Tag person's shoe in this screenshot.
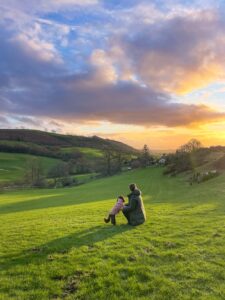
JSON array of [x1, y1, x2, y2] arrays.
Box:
[[104, 218, 110, 223]]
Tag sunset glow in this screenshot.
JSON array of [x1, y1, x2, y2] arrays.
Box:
[[1, 0, 225, 149]]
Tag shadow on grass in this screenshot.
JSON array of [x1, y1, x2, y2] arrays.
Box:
[[1, 224, 133, 272], [0, 190, 115, 215], [0, 168, 183, 215]]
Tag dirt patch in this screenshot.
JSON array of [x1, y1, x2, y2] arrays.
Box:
[[29, 247, 43, 253], [164, 242, 177, 249], [52, 275, 65, 281], [62, 270, 94, 298]]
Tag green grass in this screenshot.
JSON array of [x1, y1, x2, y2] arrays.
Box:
[[0, 153, 61, 183], [0, 140, 31, 147], [61, 147, 103, 158], [0, 168, 224, 299], [75, 173, 99, 183]]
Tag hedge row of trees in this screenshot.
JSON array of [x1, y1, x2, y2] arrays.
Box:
[[0, 142, 82, 161], [164, 139, 204, 175], [23, 158, 80, 188], [20, 144, 154, 188]]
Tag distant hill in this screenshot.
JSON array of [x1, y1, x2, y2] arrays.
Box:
[[0, 129, 138, 158]]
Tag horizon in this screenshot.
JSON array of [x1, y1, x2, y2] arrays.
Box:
[[1, 128, 225, 152], [0, 0, 225, 149]]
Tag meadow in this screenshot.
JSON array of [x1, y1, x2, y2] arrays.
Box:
[[0, 168, 224, 299], [0, 153, 60, 183], [60, 147, 103, 158]]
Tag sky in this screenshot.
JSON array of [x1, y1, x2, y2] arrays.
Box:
[[0, 0, 225, 150]]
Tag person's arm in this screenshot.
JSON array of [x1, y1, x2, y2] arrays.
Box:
[[124, 194, 130, 206], [123, 196, 137, 212]]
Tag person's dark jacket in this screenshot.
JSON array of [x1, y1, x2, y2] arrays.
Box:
[[123, 189, 146, 225]]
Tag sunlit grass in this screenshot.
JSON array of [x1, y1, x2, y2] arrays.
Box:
[[0, 168, 224, 299], [0, 153, 60, 183], [60, 147, 103, 158]]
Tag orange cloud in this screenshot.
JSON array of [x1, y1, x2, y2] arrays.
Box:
[[175, 63, 225, 95], [114, 10, 225, 95]]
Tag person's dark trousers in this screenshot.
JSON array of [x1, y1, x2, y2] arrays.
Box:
[[104, 214, 116, 225], [122, 210, 130, 224], [110, 214, 116, 225]]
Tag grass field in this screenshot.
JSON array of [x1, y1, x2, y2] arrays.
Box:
[[0, 153, 61, 183], [61, 147, 103, 158], [0, 168, 224, 299]]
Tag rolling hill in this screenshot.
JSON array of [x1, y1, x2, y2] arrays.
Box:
[[0, 129, 138, 155], [0, 129, 139, 186]]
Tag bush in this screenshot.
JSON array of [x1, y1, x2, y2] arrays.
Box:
[[164, 152, 193, 175], [189, 170, 219, 184], [61, 176, 76, 187]]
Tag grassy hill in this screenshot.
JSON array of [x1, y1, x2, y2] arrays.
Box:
[[0, 168, 224, 299], [0, 129, 139, 184], [60, 146, 103, 158], [0, 153, 61, 184], [0, 129, 138, 156]]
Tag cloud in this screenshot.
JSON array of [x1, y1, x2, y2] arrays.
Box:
[[0, 27, 63, 82], [53, 0, 98, 6], [0, 2, 225, 131], [12, 116, 42, 127], [114, 9, 225, 94], [11, 34, 62, 64], [1, 67, 224, 127], [0, 0, 99, 14], [0, 115, 9, 126], [90, 49, 118, 84]]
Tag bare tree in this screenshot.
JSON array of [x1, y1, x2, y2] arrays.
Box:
[[177, 139, 202, 153], [48, 162, 69, 185], [103, 148, 113, 175], [114, 151, 127, 172], [24, 158, 45, 187]]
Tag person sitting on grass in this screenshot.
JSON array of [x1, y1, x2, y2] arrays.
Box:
[[122, 183, 146, 226], [104, 196, 125, 225]]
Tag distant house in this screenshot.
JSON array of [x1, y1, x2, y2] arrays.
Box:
[[158, 156, 167, 165]]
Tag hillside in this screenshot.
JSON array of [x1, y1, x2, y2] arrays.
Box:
[[0, 129, 138, 155], [0, 153, 61, 184], [0, 130, 138, 186], [0, 168, 224, 299]]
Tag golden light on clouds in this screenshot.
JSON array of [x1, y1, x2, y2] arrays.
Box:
[[175, 63, 225, 95]]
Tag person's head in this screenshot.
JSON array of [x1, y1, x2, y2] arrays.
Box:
[[118, 195, 125, 202], [129, 183, 137, 191]]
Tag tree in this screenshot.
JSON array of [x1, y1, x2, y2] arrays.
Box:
[[101, 148, 126, 175], [164, 139, 203, 176], [73, 157, 92, 174], [48, 162, 69, 185], [114, 151, 127, 173], [177, 139, 202, 153], [24, 158, 45, 187], [103, 148, 114, 175], [140, 144, 153, 167]]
